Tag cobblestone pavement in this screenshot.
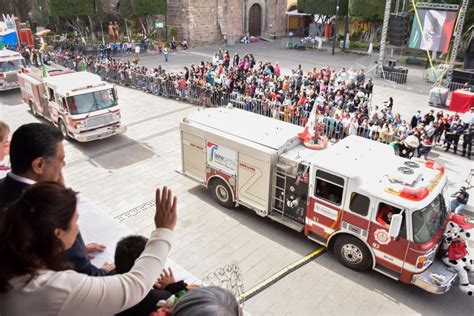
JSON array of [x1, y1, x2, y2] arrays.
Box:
[[1, 43, 473, 315]]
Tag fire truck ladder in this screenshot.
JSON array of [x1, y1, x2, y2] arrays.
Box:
[[269, 162, 304, 232]]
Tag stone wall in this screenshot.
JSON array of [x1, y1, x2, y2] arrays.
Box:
[[167, 0, 288, 46]]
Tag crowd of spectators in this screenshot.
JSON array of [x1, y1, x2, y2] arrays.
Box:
[[48, 47, 472, 160], [0, 123, 241, 315]]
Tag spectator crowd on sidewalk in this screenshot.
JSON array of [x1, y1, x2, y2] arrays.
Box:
[[47, 46, 472, 160]]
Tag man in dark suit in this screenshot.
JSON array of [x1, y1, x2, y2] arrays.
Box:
[[0, 123, 113, 276]]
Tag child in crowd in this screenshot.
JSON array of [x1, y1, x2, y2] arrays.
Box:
[[0, 121, 10, 178], [115, 235, 196, 316]]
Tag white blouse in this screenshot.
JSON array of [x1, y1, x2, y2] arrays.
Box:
[[0, 228, 173, 316]]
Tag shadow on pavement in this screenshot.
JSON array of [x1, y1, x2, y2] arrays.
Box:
[[69, 134, 156, 170], [0, 89, 23, 106]]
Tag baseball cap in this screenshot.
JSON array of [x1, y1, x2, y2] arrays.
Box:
[[450, 213, 473, 230]]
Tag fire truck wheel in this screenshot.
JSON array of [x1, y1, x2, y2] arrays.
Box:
[[334, 235, 372, 271], [29, 100, 37, 117], [209, 179, 234, 208], [59, 120, 70, 140]]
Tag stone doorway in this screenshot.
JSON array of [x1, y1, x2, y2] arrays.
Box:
[[248, 4, 262, 36]]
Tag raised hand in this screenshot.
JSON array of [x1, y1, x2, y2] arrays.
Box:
[[154, 186, 177, 230]]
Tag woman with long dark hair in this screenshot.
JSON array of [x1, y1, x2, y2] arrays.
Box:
[[0, 182, 177, 315]]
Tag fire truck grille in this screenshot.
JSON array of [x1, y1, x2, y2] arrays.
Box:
[[86, 114, 114, 128], [5, 73, 18, 83]]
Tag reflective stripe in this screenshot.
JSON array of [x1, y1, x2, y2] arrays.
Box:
[[306, 218, 335, 234], [373, 248, 418, 273]]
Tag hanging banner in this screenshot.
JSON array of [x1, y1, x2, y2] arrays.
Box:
[[408, 9, 457, 53]]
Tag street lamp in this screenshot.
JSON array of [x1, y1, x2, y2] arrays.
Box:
[[331, 0, 340, 55]]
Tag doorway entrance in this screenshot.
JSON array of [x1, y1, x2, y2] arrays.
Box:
[[248, 4, 262, 36]]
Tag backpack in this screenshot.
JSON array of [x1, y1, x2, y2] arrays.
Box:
[[448, 241, 467, 260]]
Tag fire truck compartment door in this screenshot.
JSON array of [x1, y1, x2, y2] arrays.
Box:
[[181, 131, 206, 183], [237, 153, 270, 212]]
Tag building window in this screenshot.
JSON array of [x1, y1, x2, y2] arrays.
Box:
[[314, 170, 344, 205], [349, 193, 370, 216]]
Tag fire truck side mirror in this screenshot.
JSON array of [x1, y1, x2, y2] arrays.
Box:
[[388, 214, 403, 238]]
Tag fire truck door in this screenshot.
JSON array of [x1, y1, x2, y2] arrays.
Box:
[[367, 201, 409, 276], [181, 131, 206, 183], [306, 169, 346, 238]]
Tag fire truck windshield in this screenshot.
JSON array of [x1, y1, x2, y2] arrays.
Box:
[[412, 194, 448, 244], [0, 59, 24, 72], [66, 89, 117, 115]]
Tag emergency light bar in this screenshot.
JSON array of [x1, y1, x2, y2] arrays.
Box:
[[71, 82, 106, 92]]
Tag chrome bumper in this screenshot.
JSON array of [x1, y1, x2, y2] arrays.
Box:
[[411, 259, 458, 294], [73, 125, 127, 142]]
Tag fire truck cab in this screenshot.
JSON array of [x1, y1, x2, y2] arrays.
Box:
[[0, 48, 26, 91], [180, 108, 457, 294], [18, 67, 126, 142]]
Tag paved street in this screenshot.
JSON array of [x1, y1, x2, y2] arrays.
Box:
[[1, 42, 473, 315]]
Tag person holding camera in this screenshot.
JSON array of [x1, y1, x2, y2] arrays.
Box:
[[450, 186, 470, 214]]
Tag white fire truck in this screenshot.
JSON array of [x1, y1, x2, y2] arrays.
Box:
[[180, 107, 457, 294], [0, 48, 26, 91], [18, 67, 126, 142]]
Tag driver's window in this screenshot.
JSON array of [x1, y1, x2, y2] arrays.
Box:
[[48, 88, 55, 102], [376, 203, 406, 238]]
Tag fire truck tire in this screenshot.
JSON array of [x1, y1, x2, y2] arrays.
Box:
[[59, 120, 70, 140], [209, 179, 234, 208], [29, 100, 37, 117], [333, 235, 372, 272]]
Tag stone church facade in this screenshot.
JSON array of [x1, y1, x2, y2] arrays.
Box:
[[167, 0, 290, 46]]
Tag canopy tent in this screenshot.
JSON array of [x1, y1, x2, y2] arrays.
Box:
[[286, 10, 311, 16], [286, 10, 312, 36]]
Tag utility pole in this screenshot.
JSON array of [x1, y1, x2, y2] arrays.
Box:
[[342, 12, 349, 52], [377, 0, 392, 75], [332, 0, 340, 55], [447, 0, 470, 84]]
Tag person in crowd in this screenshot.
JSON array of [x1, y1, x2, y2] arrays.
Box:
[[461, 123, 472, 159], [170, 286, 241, 316], [163, 46, 169, 62], [115, 235, 195, 316], [445, 119, 464, 154], [0, 182, 177, 315], [411, 110, 421, 129], [0, 123, 112, 275], [0, 121, 10, 177], [450, 186, 469, 214]]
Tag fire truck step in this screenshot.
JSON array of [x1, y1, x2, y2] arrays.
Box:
[[268, 213, 304, 232], [374, 264, 401, 280]]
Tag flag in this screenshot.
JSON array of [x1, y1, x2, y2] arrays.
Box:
[[42, 64, 48, 78]]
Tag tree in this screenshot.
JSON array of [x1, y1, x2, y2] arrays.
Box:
[[298, 0, 349, 37], [349, 0, 386, 43], [0, 0, 30, 22], [120, 0, 167, 36], [29, 0, 49, 28], [298, 0, 348, 16], [48, 0, 95, 40]]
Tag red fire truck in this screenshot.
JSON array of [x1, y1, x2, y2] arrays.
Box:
[[179, 107, 457, 294], [18, 67, 126, 142], [0, 48, 26, 91]]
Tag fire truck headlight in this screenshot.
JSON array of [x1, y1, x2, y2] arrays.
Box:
[[74, 121, 86, 129], [416, 251, 436, 269]]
